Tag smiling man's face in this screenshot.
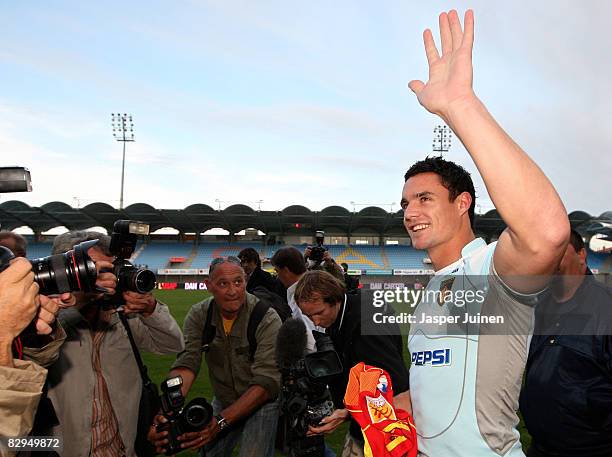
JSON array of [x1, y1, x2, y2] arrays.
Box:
[[401, 172, 464, 252]]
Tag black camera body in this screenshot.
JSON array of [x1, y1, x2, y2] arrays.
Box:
[[157, 376, 214, 456], [279, 331, 343, 457], [308, 231, 327, 264], [102, 220, 156, 307]]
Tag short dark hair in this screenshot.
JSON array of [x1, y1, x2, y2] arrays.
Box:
[[568, 229, 585, 252], [238, 247, 261, 268], [52, 230, 111, 256], [0, 231, 27, 257], [271, 246, 307, 275], [404, 156, 476, 228], [294, 270, 345, 307]]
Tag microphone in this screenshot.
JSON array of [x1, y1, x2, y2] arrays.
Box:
[[276, 317, 308, 370]]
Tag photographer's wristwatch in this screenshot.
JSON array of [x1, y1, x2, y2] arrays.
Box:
[[215, 414, 229, 431]]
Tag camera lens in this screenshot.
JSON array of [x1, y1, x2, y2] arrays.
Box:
[[307, 359, 335, 378], [117, 263, 156, 293], [30, 240, 98, 295], [134, 268, 156, 293], [183, 398, 213, 429], [305, 351, 343, 379]]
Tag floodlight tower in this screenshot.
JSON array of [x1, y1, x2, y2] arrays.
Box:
[[111, 113, 135, 210], [432, 125, 452, 156]]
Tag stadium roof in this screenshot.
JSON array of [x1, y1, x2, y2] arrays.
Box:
[[1, 201, 610, 240]]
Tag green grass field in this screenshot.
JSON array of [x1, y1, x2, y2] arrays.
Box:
[[145, 290, 530, 456]]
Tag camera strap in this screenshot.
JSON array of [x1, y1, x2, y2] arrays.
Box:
[[201, 299, 270, 362], [117, 311, 154, 388], [117, 312, 161, 457]]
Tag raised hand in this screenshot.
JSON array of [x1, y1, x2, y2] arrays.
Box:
[[408, 10, 475, 121]]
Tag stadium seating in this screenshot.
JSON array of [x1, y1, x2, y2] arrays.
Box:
[[383, 245, 430, 270], [588, 252, 612, 273], [134, 241, 194, 270], [26, 243, 53, 259], [22, 239, 611, 274]]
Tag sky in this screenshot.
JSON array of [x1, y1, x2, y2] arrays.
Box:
[[1, 0, 610, 218]]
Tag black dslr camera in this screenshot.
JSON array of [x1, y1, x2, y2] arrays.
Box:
[[157, 376, 214, 456], [102, 220, 156, 307], [0, 239, 99, 295], [308, 231, 327, 264], [0, 166, 99, 294], [278, 326, 343, 457]]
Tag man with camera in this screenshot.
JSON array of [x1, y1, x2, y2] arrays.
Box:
[[294, 270, 410, 457], [0, 258, 46, 440], [149, 257, 282, 457], [0, 257, 78, 445], [41, 231, 184, 457], [304, 232, 344, 283]]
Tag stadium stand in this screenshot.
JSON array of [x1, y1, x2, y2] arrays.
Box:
[[2, 201, 609, 275], [26, 242, 53, 259], [18, 239, 610, 274], [588, 252, 612, 273], [134, 241, 194, 270], [384, 245, 430, 269], [133, 243, 431, 271]]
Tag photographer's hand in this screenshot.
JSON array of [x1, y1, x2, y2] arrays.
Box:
[[304, 247, 312, 260], [147, 414, 170, 454], [0, 259, 39, 367], [33, 293, 75, 335], [122, 291, 156, 316], [307, 408, 349, 436], [177, 417, 219, 450], [322, 250, 333, 263], [94, 260, 117, 296], [0, 258, 40, 340]]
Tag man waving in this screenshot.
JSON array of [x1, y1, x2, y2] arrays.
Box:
[[403, 10, 569, 457]]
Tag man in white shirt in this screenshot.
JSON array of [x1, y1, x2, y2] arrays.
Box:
[[402, 9, 570, 456], [271, 246, 324, 352]]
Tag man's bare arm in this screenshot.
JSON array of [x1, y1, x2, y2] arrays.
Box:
[[168, 366, 197, 397], [409, 10, 569, 290]]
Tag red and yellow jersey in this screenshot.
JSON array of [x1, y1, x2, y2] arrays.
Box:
[[344, 362, 417, 457]]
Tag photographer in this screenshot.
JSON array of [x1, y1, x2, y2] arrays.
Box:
[[303, 232, 344, 283], [0, 230, 75, 369], [294, 271, 410, 457], [0, 261, 75, 444], [0, 258, 44, 439], [41, 231, 184, 457], [149, 257, 281, 457]]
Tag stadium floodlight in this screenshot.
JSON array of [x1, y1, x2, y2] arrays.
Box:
[[111, 113, 135, 210], [432, 125, 452, 156]]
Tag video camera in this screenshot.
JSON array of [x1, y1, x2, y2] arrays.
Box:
[[308, 231, 327, 264], [102, 220, 156, 307], [277, 319, 343, 457], [156, 376, 214, 456]]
